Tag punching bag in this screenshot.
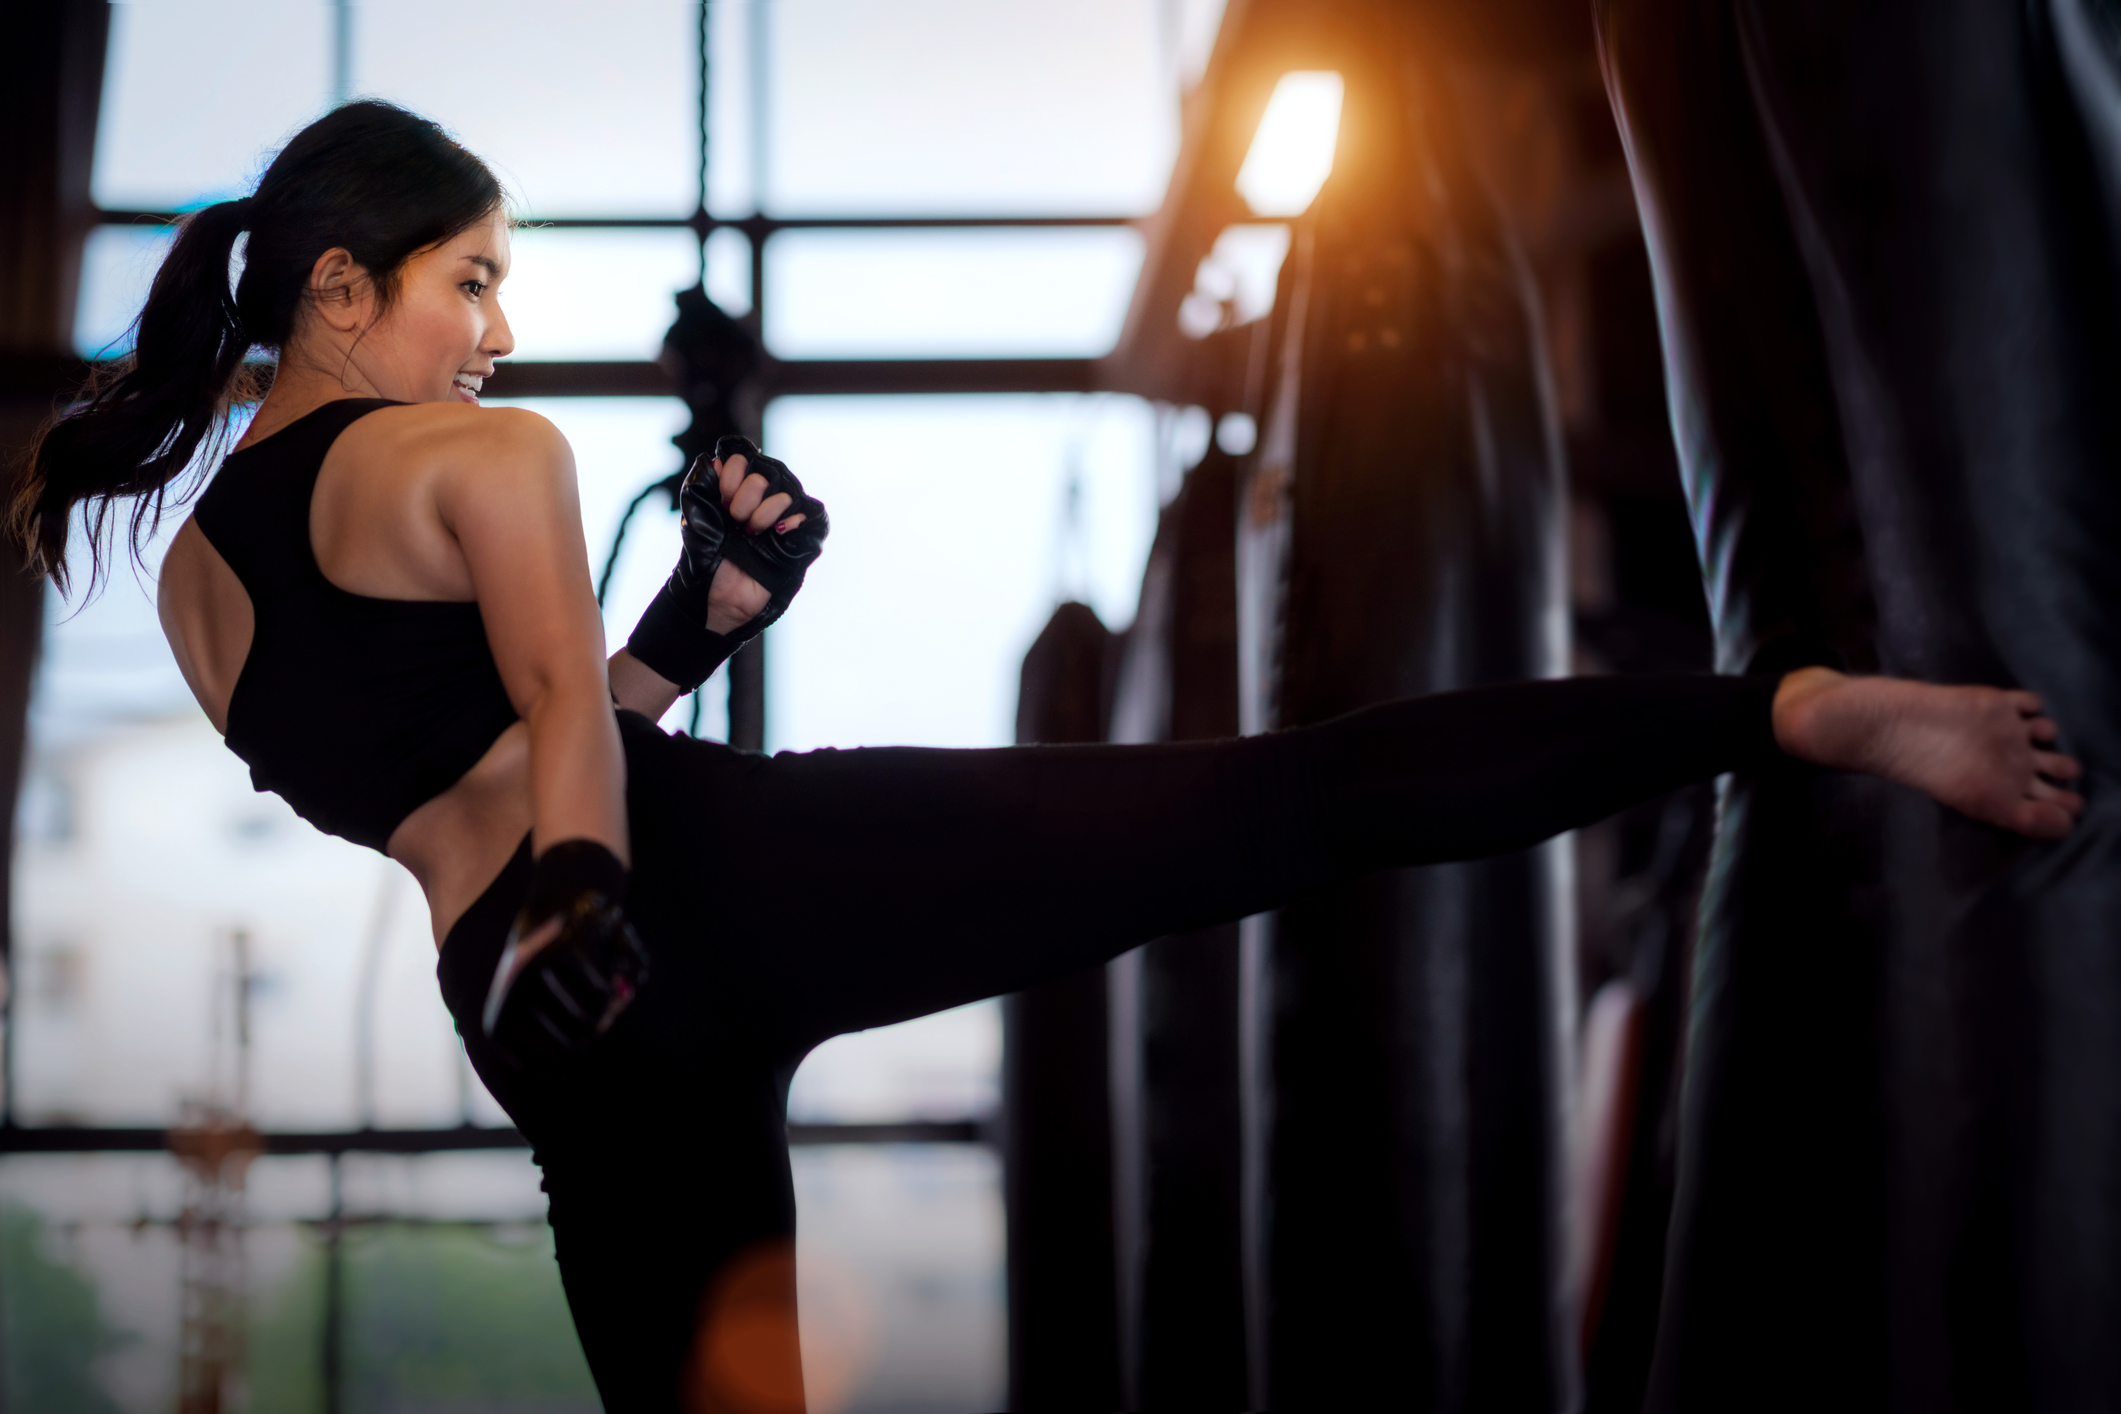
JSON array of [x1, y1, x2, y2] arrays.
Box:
[[1106, 448, 1248, 1409], [1004, 602, 1123, 1410], [1236, 39, 1574, 1409], [1600, 0, 2121, 1407]]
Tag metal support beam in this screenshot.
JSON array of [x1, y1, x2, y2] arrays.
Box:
[[0, 1120, 989, 1156], [92, 209, 1140, 236]]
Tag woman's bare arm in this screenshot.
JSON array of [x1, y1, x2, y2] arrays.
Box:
[[608, 648, 683, 721], [438, 409, 628, 862]]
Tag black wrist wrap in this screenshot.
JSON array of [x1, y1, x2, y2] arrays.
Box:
[[624, 437, 826, 696], [627, 585, 740, 692]]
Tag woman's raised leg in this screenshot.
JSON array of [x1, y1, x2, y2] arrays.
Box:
[[624, 672, 1785, 1048]]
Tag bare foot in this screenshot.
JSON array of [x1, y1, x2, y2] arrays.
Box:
[[1771, 668, 2086, 839]]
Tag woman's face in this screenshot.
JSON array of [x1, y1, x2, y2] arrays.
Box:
[[329, 209, 516, 405]]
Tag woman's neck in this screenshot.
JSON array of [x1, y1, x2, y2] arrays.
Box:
[[238, 342, 391, 450]]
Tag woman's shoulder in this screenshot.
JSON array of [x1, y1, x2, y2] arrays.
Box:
[[349, 401, 568, 459], [308, 401, 581, 591], [335, 402, 574, 499]]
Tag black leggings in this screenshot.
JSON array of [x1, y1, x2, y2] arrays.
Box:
[[435, 672, 1778, 1412]]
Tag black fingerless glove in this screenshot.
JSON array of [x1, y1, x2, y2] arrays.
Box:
[[710, 435, 829, 630], [624, 437, 829, 693], [481, 839, 648, 1072]]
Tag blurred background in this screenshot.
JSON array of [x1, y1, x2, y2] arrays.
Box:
[[0, 1, 1728, 1411]]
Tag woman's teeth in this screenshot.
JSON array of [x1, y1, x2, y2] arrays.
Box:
[[453, 375, 482, 401]]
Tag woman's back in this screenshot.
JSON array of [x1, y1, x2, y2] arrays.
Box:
[[180, 397, 518, 850], [156, 376, 595, 935]]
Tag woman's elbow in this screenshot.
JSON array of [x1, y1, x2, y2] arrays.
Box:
[[514, 665, 613, 727]]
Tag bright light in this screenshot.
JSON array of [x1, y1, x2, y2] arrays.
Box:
[[1235, 72, 1345, 217]]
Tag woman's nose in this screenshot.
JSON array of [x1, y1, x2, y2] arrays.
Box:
[[488, 298, 518, 358]]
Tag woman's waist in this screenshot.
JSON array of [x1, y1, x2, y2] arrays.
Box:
[[391, 720, 535, 941], [410, 710, 749, 942]]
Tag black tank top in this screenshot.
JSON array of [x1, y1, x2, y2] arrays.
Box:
[[193, 399, 519, 851]]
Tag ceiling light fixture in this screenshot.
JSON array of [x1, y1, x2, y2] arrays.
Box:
[[1235, 72, 1345, 217]]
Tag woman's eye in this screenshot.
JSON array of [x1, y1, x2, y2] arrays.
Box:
[[462, 280, 488, 299]]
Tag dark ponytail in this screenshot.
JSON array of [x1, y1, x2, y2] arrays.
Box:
[[10, 101, 504, 595]]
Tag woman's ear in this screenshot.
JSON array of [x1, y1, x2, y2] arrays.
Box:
[[308, 247, 374, 332]]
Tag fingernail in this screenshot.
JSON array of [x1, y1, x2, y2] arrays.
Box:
[[775, 520, 791, 533]]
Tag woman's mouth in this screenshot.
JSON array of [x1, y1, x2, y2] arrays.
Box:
[[452, 374, 483, 404]]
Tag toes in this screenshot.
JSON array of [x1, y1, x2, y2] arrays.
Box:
[[2010, 800, 2077, 840], [2011, 690, 2046, 716], [2028, 716, 2060, 744], [2034, 749, 2081, 781], [2026, 776, 2087, 817]]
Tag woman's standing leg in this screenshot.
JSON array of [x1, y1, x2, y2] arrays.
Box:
[[541, 1074, 806, 1414], [440, 827, 812, 1414]]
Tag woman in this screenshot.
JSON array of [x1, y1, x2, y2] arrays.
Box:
[[11, 103, 2083, 1413]]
